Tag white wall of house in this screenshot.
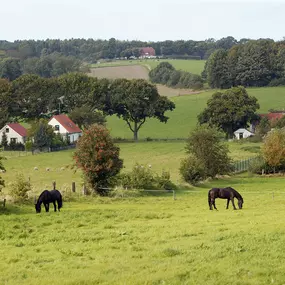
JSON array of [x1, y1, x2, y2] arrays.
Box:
[[234, 128, 254, 140], [48, 118, 81, 143], [0, 125, 25, 144], [48, 118, 69, 134]]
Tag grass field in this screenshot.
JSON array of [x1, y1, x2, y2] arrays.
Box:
[[107, 86, 285, 139], [1, 174, 285, 285], [91, 59, 206, 75], [0, 140, 261, 196]]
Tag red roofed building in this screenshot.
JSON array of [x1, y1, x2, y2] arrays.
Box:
[[0, 123, 27, 144], [48, 114, 82, 143], [140, 47, 156, 58], [250, 112, 285, 133]]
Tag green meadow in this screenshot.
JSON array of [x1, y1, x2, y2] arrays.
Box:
[[107, 87, 285, 139], [1, 174, 285, 285], [91, 59, 206, 75]]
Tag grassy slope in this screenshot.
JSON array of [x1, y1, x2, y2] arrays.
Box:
[[1, 175, 285, 285], [91, 59, 206, 75], [1, 141, 260, 193], [107, 87, 285, 139]]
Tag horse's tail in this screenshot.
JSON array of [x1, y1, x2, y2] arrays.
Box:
[[58, 193, 63, 209]]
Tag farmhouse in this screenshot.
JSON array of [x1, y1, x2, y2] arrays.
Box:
[[140, 47, 156, 58], [48, 114, 82, 143], [234, 128, 254, 140], [0, 123, 27, 144]]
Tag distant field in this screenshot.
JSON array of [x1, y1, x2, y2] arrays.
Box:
[[107, 87, 285, 139], [91, 59, 206, 75]]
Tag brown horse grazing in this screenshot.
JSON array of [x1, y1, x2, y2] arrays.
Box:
[[208, 187, 243, 210]]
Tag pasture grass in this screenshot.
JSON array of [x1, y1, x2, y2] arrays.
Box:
[[91, 59, 206, 75], [107, 87, 285, 139], [1, 174, 285, 284], [0, 141, 261, 195]]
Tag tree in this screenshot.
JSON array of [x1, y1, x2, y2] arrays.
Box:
[[0, 79, 12, 129], [198, 87, 259, 138], [29, 119, 55, 150], [184, 125, 233, 178], [0, 58, 22, 81], [108, 79, 175, 141], [69, 106, 106, 129], [0, 154, 6, 191], [1, 132, 8, 148], [73, 124, 123, 195], [262, 129, 285, 171]]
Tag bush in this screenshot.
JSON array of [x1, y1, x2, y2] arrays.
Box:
[[73, 124, 123, 196], [119, 164, 176, 190], [10, 173, 31, 201], [25, 141, 33, 151], [179, 156, 205, 185], [268, 78, 285, 87]]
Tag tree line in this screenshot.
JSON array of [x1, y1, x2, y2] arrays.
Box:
[[204, 39, 285, 88], [0, 52, 87, 81], [0, 36, 249, 62], [149, 62, 203, 89], [0, 74, 175, 141]]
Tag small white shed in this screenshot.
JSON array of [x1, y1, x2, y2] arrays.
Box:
[[234, 128, 254, 140]]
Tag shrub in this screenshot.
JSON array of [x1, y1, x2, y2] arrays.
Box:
[[179, 155, 205, 185], [73, 124, 123, 196], [119, 164, 176, 190], [10, 173, 31, 201], [25, 141, 33, 151], [268, 78, 285, 87]]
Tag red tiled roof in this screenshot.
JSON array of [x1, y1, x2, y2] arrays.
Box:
[[7, 123, 27, 137], [260, 113, 285, 120], [140, 47, 156, 56], [50, 114, 81, 133]]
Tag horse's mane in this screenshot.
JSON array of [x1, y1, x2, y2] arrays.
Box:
[[227, 187, 243, 200], [37, 190, 50, 203]]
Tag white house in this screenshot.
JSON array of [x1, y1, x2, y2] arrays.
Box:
[[0, 123, 27, 145], [48, 114, 82, 143], [234, 128, 254, 140]]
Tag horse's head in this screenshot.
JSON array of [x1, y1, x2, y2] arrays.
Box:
[[238, 198, 243, 209], [34, 196, 41, 213]]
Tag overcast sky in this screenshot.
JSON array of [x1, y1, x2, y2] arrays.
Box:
[[1, 0, 284, 42]]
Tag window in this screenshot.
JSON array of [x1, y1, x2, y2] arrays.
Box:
[[5, 128, 9, 133], [10, 138, 17, 144], [54, 125, 60, 131]]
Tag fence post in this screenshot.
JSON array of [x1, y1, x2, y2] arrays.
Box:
[[3, 198, 6, 207], [52, 181, 56, 190], [72, 182, 76, 193]]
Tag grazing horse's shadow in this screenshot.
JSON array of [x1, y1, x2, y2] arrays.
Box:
[[34, 190, 63, 213], [208, 187, 243, 210]]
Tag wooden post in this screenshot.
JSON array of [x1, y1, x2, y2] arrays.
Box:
[[82, 184, 87, 195], [3, 198, 6, 207], [72, 182, 76, 193], [52, 181, 56, 190]]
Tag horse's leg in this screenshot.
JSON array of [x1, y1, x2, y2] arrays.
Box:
[[57, 200, 60, 212], [226, 199, 230, 209], [231, 198, 237, 210], [47, 203, 50, 212], [211, 198, 217, 210], [53, 201, 57, 212], [213, 200, 218, 210], [44, 203, 48, 212]]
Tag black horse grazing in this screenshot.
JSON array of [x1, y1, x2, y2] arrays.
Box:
[[34, 190, 62, 213], [208, 187, 243, 210]]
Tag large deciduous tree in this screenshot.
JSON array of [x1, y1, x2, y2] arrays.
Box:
[[198, 86, 259, 138], [0, 79, 12, 129], [73, 124, 123, 195], [107, 79, 175, 141]]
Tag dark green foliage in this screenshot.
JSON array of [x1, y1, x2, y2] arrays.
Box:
[[1, 131, 8, 148], [255, 117, 271, 136], [69, 106, 106, 129], [198, 87, 259, 138], [149, 62, 203, 89], [108, 79, 175, 140], [180, 125, 233, 184], [10, 173, 31, 201], [204, 39, 283, 88], [0, 58, 22, 81], [29, 119, 55, 150], [179, 155, 205, 185], [120, 164, 176, 190], [0, 154, 6, 191]]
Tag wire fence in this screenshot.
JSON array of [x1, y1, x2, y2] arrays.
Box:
[[231, 156, 259, 173]]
